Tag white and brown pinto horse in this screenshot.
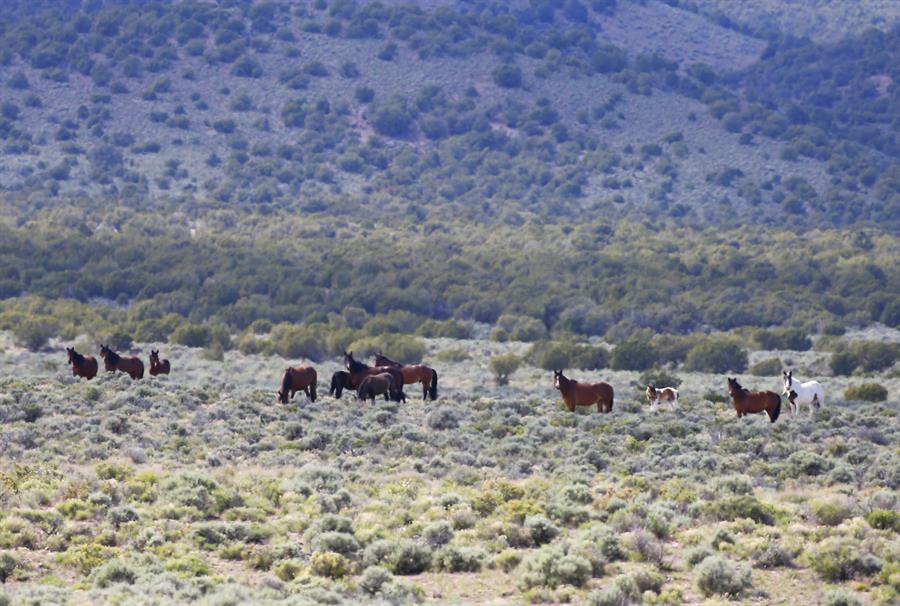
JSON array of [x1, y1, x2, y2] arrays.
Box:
[[782, 370, 824, 415], [646, 385, 679, 411]]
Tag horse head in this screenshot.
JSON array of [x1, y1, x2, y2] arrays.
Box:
[[66, 347, 75, 362], [782, 370, 793, 394], [277, 389, 288, 404], [553, 369, 564, 390]]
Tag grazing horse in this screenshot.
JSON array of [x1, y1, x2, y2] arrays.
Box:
[[646, 385, 678, 411], [782, 371, 824, 415], [149, 350, 170, 376], [343, 351, 406, 402], [99, 344, 144, 380], [66, 347, 98, 380], [329, 370, 354, 398], [358, 372, 405, 403], [553, 370, 614, 413], [727, 377, 780, 423], [373, 352, 438, 400], [278, 366, 317, 404]]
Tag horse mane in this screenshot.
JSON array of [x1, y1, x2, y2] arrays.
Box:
[[347, 356, 369, 373], [70, 349, 85, 364], [105, 348, 120, 365]]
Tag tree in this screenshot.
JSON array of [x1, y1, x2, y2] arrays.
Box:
[[492, 64, 523, 89], [611, 338, 657, 371], [490, 354, 522, 386], [684, 339, 748, 373]]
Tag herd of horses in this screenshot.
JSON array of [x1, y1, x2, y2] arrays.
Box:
[[64, 346, 826, 423]]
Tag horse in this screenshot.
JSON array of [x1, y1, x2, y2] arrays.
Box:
[[357, 372, 405, 403], [66, 347, 98, 380], [343, 351, 406, 402], [278, 366, 317, 404], [646, 385, 678, 411], [782, 371, 824, 415], [329, 370, 354, 398], [553, 370, 614, 413], [727, 377, 780, 423], [149, 350, 170, 376], [373, 352, 438, 400], [99, 344, 144, 380]]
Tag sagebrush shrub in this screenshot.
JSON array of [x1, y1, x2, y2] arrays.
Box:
[[806, 537, 882, 581], [364, 539, 431, 575], [518, 544, 592, 590], [694, 555, 751, 597]]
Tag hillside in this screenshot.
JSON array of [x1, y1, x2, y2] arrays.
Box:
[[0, 0, 896, 229]]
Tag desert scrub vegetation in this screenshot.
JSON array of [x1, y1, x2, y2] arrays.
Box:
[[0, 332, 898, 604]]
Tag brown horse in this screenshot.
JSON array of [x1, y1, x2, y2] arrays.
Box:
[[373, 352, 438, 400], [554, 369, 614, 413], [330, 370, 354, 398], [278, 366, 318, 404], [727, 377, 781, 423], [358, 372, 405, 403], [149, 350, 170, 376], [646, 385, 679, 411], [66, 347, 98, 380], [343, 351, 406, 402], [99, 344, 144, 380]]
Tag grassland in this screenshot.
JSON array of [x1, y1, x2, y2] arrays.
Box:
[[0, 330, 898, 605]]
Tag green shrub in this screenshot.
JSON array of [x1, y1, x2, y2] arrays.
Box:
[[844, 383, 888, 402], [489, 353, 521, 385], [310, 551, 349, 578], [810, 497, 853, 526], [638, 368, 682, 389], [684, 339, 747, 373], [370, 103, 415, 138], [530, 341, 608, 370], [831, 341, 900, 375], [12, 316, 58, 350], [518, 544, 592, 589], [704, 496, 775, 525], [524, 515, 559, 546], [0, 553, 17, 583], [866, 508, 900, 531], [695, 555, 751, 597], [364, 540, 431, 575], [493, 64, 523, 88], [806, 537, 882, 581], [91, 559, 136, 588], [586, 575, 639, 606], [823, 589, 865, 606], [346, 334, 425, 363], [432, 545, 486, 572], [416, 319, 471, 339], [749, 357, 782, 376], [171, 323, 230, 350], [610, 337, 656, 371]]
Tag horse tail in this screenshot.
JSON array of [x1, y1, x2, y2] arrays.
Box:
[[429, 369, 438, 400], [768, 397, 781, 423]]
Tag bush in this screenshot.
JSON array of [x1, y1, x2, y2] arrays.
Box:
[[824, 589, 865, 606], [866, 508, 900, 531], [0, 553, 17, 583], [586, 575, 639, 606], [426, 408, 460, 430], [785, 451, 834, 477], [704, 496, 775, 525], [370, 103, 414, 138], [346, 334, 425, 363], [489, 354, 521, 385], [12, 316, 58, 350], [810, 497, 853, 526], [310, 551, 349, 578], [432, 546, 486, 572], [844, 383, 888, 402], [493, 64, 523, 88], [518, 544, 593, 589], [364, 539, 431, 575], [91, 559, 136, 588], [831, 341, 900, 375], [530, 341, 608, 370], [638, 368, 682, 389], [694, 555, 751, 597], [524, 515, 559, 546], [749, 357, 782, 376], [610, 337, 657, 371], [685, 339, 747, 373], [806, 537, 882, 581], [171, 323, 230, 350], [422, 521, 453, 547]]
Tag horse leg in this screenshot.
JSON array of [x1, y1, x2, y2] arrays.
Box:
[[422, 379, 428, 400]]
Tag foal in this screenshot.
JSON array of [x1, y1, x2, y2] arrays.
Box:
[[553, 370, 614, 413], [149, 350, 170, 376], [646, 385, 679, 411]]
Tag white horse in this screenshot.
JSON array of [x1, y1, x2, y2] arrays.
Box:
[[782, 371, 824, 415]]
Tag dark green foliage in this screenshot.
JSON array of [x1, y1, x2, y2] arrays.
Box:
[[704, 496, 775, 525], [492, 64, 523, 89], [844, 383, 888, 402], [529, 341, 608, 370], [370, 102, 414, 138], [684, 339, 747, 373], [830, 341, 899, 375], [610, 338, 656, 371]]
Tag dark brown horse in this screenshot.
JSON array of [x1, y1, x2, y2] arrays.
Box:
[[149, 350, 170, 376], [554, 370, 614, 413], [66, 347, 98, 380], [727, 377, 781, 423], [343, 351, 406, 402], [99, 344, 144, 380], [358, 372, 405, 403], [329, 370, 354, 398], [373, 352, 438, 400], [278, 366, 318, 404]]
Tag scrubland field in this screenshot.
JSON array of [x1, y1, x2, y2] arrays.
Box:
[[1, 330, 898, 606]]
